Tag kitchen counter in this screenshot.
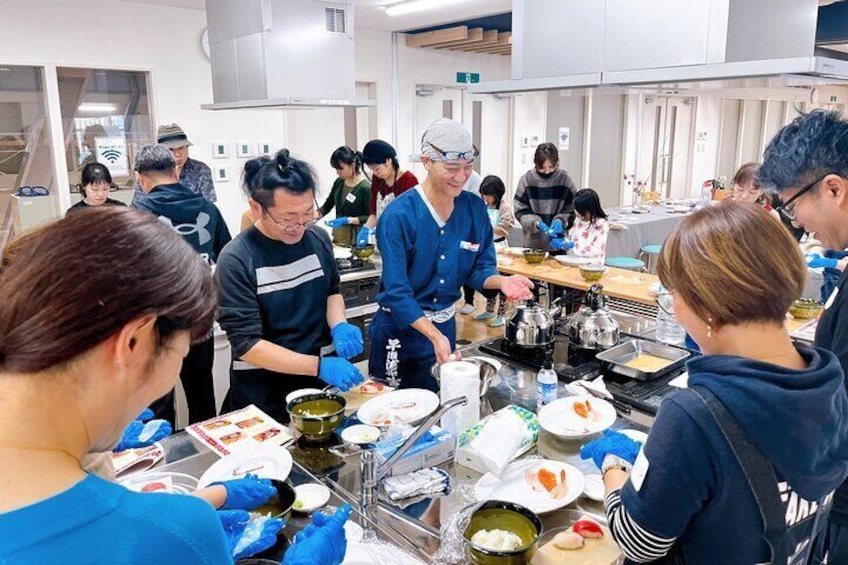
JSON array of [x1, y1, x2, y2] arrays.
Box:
[[149, 341, 655, 562], [339, 256, 382, 283], [498, 255, 660, 306]]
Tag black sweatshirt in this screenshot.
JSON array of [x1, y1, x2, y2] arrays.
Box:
[[815, 268, 848, 526], [215, 225, 340, 359]]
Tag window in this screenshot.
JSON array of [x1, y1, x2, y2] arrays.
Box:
[[58, 67, 153, 204], [0, 65, 58, 250]]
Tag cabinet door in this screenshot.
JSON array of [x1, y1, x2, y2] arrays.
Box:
[[604, 0, 713, 72]]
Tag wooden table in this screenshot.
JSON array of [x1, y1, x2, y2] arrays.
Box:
[[498, 255, 660, 306]]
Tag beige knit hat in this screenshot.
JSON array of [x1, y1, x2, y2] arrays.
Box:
[[156, 123, 193, 149]]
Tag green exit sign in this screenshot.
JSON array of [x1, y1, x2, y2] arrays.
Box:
[[456, 72, 480, 84]]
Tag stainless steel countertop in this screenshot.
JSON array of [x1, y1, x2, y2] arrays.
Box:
[[339, 257, 382, 283], [151, 340, 654, 561]]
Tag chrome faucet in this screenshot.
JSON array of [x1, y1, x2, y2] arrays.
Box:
[[359, 396, 469, 524]]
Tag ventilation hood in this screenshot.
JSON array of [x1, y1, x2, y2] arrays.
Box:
[[471, 0, 848, 95], [202, 0, 373, 110]]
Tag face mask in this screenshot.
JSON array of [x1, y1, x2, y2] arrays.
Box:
[[537, 170, 555, 179]]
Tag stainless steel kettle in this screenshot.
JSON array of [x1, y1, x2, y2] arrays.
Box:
[[565, 285, 620, 350], [505, 298, 562, 347]]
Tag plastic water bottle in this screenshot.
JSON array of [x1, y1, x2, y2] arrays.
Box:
[[537, 355, 558, 410], [656, 308, 686, 345]]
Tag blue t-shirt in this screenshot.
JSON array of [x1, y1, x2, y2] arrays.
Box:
[[0, 474, 231, 564]]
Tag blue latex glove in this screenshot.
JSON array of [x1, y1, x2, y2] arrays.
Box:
[[325, 217, 351, 228], [550, 238, 575, 251], [331, 322, 364, 360], [356, 226, 374, 246], [284, 504, 351, 565], [545, 218, 565, 237], [318, 357, 364, 392], [535, 220, 550, 233], [113, 409, 172, 452], [580, 430, 642, 470], [212, 473, 276, 511], [805, 253, 839, 270], [219, 509, 284, 561]]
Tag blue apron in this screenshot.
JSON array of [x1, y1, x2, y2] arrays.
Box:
[[367, 309, 455, 392]]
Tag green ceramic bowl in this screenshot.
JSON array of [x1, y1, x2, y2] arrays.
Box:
[[523, 249, 547, 265], [463, 501, 542, 565], [352, 244, 375, 259], [579, 265, 608, 282], [789, 299, 824, 320], [286, 393, 346, 441]]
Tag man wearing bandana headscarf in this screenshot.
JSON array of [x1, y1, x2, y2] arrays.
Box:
[[368, 118, 534, 391]]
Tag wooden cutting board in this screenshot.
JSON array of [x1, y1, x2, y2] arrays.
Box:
[[531, 520, 622, 565]]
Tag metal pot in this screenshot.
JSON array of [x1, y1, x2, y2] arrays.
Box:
[[565, 284, 620, 350], [505, 298, 562, 347]]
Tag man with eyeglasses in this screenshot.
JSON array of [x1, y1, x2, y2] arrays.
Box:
[[759, 109, 848, 564], [215, 150, 364, 422], [368, 118, 535, 391], [133, 145, 232, 426]]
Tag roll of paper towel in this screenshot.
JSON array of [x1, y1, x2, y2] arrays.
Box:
[[439, 361, 480, 437]]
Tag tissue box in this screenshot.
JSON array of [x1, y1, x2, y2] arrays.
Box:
[[375, 426, 456, 477], [456, 405, 539, 474]]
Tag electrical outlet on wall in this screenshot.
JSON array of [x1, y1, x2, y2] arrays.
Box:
[[214, 165, 231, 182], [236, 141, 254, 158], [212, 142, 229, 159], [520, 136, 530, 148], [257, 141, 273, 156], [530, 135, 540, 146]]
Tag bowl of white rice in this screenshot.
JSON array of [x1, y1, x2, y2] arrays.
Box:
[[462, 500, 543, 565]]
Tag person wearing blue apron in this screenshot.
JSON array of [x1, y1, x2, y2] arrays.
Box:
[[369, 118, 534, 391], [216, 150, 364, 423], [580, 202, 848, 565]]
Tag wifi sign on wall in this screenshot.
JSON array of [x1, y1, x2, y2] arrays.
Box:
[[94, 137, 129, 177]]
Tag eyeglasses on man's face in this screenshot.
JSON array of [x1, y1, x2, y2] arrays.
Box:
[[426, 142, 479, 163], [263, 206, 318, 233], [776, 174, 830, 222]]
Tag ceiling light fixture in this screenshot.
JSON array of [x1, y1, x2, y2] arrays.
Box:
[[384, 0, 471, 17], [78, 103, 118, 113]]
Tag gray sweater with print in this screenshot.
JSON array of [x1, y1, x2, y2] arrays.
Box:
[[513, 168, 577, 249]]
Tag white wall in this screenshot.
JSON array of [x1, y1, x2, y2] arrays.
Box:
[[0, 0, 511, 232]]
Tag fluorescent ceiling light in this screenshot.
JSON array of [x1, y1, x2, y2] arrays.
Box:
[[78, 103, 118, 113], [384, 0, 470, 17]]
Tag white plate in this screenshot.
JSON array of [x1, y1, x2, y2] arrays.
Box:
[[502, 246, 529, 257], [648, 282, 667, 297], [357, 389, 439, 428], [197, 443, 293, 488], [583, 473, 605, 501], [475, 459, 585, 515], [285, 388, 324, 405], [553, 255, 593, 267], [538, 396, 617, 440], [120, 471, 198, 495], [333, 247, 352, 260], [341, 424, 382, 445], [293, 483, 331, 513]]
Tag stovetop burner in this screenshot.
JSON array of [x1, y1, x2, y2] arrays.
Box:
[[479, 335, 607, 382], [335, 257, 376, 274], [479, 334, 693, 415]]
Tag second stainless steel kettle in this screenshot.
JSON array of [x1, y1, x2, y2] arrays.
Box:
[[565, 285, 620, 350]]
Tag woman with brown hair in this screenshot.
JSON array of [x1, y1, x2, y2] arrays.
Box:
[[731, 162, 780, 221], [0, 207, 351, 564], [581, 201, 848, 564]]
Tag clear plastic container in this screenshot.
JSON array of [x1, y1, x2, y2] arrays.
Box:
[[656, 308, 686, 345]]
